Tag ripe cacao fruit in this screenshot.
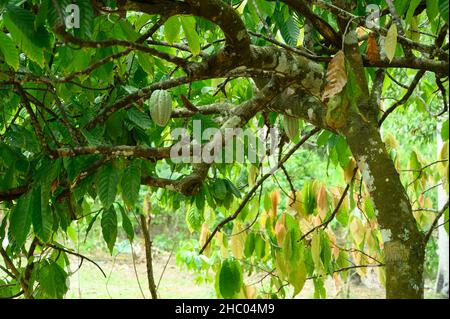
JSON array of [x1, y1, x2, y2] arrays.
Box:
[[149, 89, 172, 127], [284, 115, 299, 140]]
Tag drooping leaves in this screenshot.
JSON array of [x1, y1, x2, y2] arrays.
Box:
[[3, 5, 50, 67], [31, 186, 54, 243], [218, 258, 243, 298], [118, 204, 134, 242], [9, 191, 33, 247], [37, 261, 69, 299], [121, 159, 141, 207], [180, 16, 201, 56], [0, 32, 19, 70], [164, 16, 181, 44], [101, 205, 118, 254], [96, 162, 120, 209]]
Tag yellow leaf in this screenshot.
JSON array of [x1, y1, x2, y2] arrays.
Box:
[[384, 24, 397, 62], [231, 222, 246, 259], [270, 189, 280, 217], [376, 267, 386, 287], [199, 223, 212, 257], [316, 184, 328, 220], [248, 165, 258, 186], [343, 158, 357, 184], [322, 50, 347, 101], [275, 251, 288, 280], [216, 232, 228, 258], [311, 232, 324, 274], [350, 217, 365, 246], [242, 285, 256, 299], [259, 210, 268, 229], [275, 213, 287, 245], [287, 191, 304, 217]]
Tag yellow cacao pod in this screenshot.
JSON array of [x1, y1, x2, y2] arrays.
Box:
[[149, 89, 172, 127], [284, 115, 299, 141]]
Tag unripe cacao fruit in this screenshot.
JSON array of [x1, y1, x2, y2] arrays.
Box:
[[149, 89, 172, 127], [284, 115, 299, 140]]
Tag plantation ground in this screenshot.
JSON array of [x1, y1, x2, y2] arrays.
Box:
[[64, 249, 446, 299]]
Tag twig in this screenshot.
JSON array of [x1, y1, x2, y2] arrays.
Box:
[[379, 70, 425, 126], [156, 242, 177, 292], [424, 200, 449, 244], [130, 240, 146, 299], [297, 167, 358, 242], [47, 244, 106, 278], [199, 128, 321, 254]]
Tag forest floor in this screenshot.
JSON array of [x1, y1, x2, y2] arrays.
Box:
[[65, 249, 445, 299]]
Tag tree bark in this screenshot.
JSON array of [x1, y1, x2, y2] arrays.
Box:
[[344, 115, 425, 298], [435, 123, 449, 297], [139, 214, 158, 299]]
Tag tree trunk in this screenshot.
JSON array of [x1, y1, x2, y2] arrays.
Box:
[[344, 116, 425, 298], [139, 214, 158, 299], [435, 123, 449, 296]]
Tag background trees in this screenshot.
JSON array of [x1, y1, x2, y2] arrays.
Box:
[[0, 0, 448, 299]]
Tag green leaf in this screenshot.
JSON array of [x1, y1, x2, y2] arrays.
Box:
[[75, 0, 94, 38], [394, 0, 410, 16], [3, 5, 50, 67], [80, 128, 103, 146], [186, 205, 203, 232], [31, 187, 54, 243], [9, 191, 33, 247], [439, 0, 449, 22], [218, 258, 243, 298], [444, 207, 449, 234], [118, 204, 134, 241], [405, 0, 422, 25], [244, 232, 255, 258], [212, 179, 227, 200], [121, 159, 141, 207], [225, 179, 241, 198], [84, 210, 101, 242], [426, 0, 439, 21], [101, 206, 118, 254], [96, 162, 120, 209], [136, 52, 155, 77], [301, 181, 316, 215], [0, 32, 19, 70], [384, 24, 398, 63], [254, 234, 266, 259], [441, 119, 449, 141], [364, 198, 376, 219], [180, 16, 201, 56], [38, 261, 69, 299], [164, 16, 180, 44], [126, 108, 152, 130]]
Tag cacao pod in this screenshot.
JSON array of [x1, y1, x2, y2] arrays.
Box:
[[149, 89, 172, 127], [284, 115, 299, 140]]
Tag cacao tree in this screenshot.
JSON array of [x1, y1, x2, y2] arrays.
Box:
[[0, 0, 448, 299]]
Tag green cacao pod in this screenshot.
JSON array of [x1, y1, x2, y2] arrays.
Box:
[[284, 115, 299, 141], [149, 89, 172, 127]]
